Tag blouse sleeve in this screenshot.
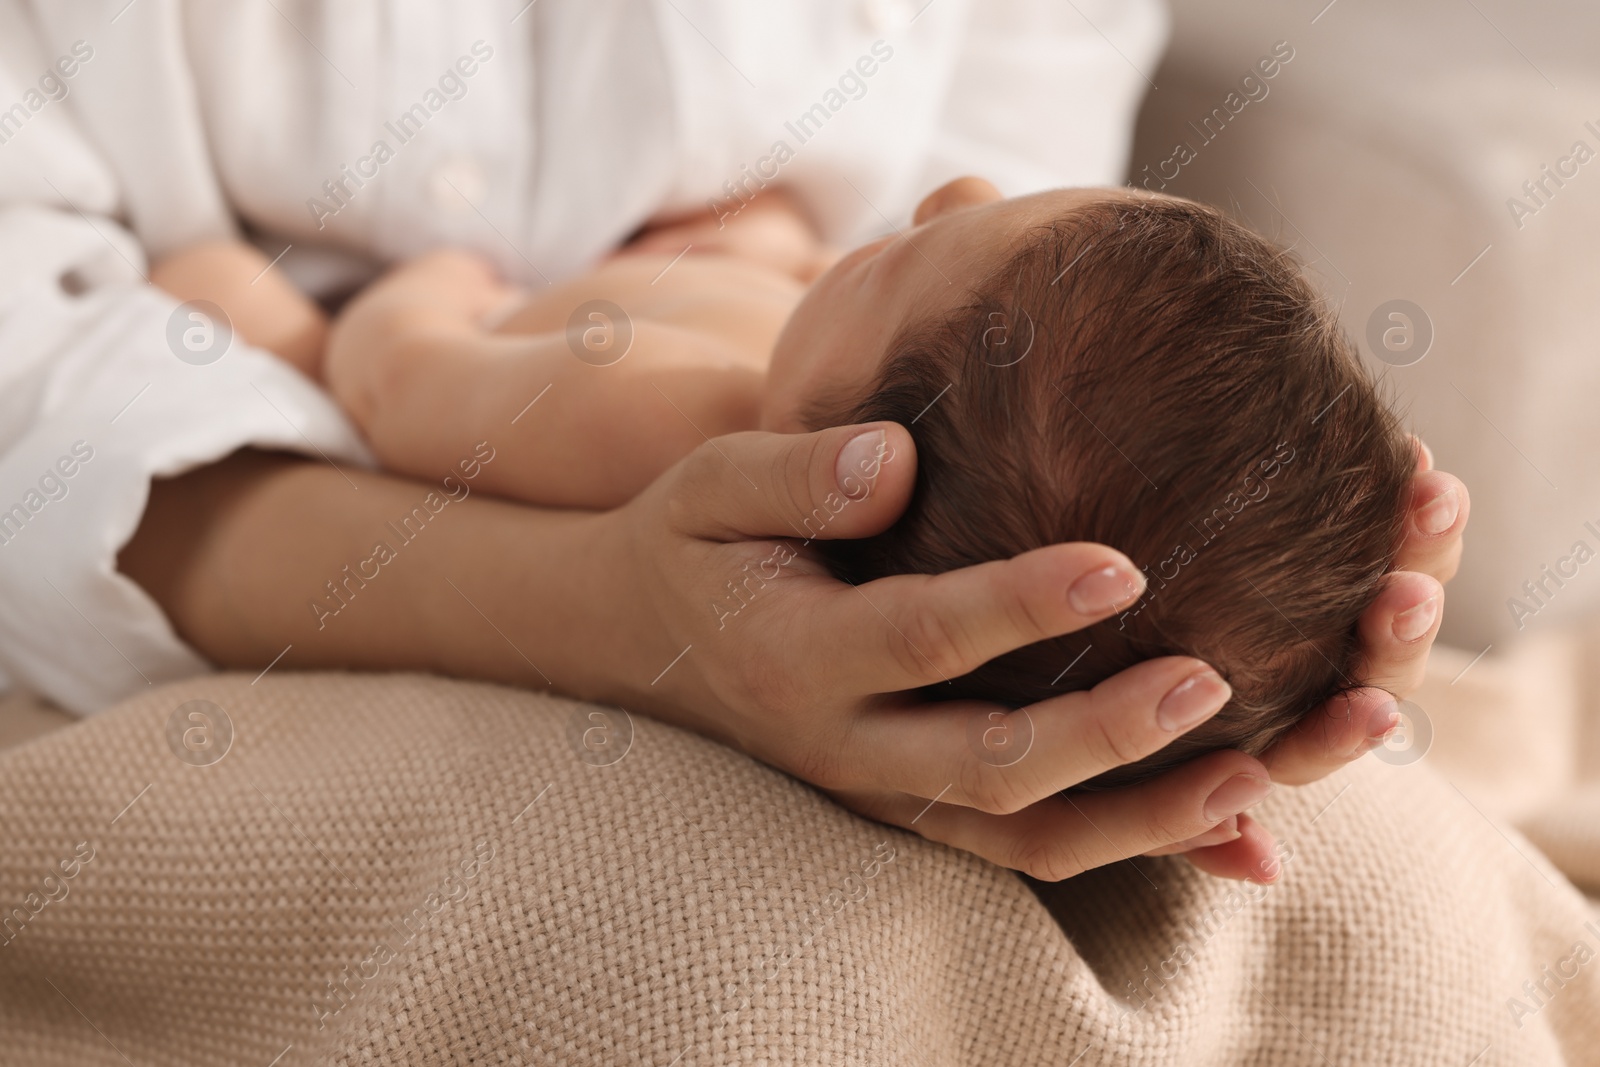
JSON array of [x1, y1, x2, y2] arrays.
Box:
[[0, 1, 370, 714]]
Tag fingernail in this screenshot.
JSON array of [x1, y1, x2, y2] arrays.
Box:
[[1392, 596, 1439, 642], [1369, 706, 1401, 741], [1067, 563, 1145, 615], [1415, 487, 1458, 536], [1203, 774, 1273, 823], [1249, 858, 1282, 885], [1359, 706, 1402, 754], [1157, 669, 1232, 732], [836, 429, 886, 500]]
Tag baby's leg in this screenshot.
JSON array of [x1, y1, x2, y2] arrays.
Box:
[[150, 240, 328, 378], [324, 251, 761, 510]]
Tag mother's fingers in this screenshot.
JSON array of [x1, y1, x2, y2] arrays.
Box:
[[1144, 814, 1241, 855], [1412, 435, 1433, 472], [1181, 814, 1283, 884], [1354, 570, 1444, 697], [822, 542, 1146, 694], [1256, 571, 1440, 785], [839, 749, 1271, 882], [841, 656, 1229, 811], [1394, 470, 1468, 582], [1252, 452, 1461, 789], [1259, 686, 1399, 785], [666, 422, 917, 542]]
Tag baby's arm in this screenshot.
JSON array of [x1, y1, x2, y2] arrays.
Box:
[[149, 240, 328, 378], [323, 251, 763, 510]]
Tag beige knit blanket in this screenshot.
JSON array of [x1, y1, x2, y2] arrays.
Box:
[[1, 669, 1598, 1066]]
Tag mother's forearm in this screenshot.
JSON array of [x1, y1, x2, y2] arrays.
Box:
[[117, 449, 628, 698]]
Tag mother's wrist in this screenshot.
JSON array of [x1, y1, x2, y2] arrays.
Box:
[[530, 504, 695, 717]]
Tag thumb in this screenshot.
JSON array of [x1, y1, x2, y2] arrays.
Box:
[[666, 421, 917, 543]]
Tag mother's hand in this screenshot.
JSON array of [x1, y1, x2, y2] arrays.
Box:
[[595, 421, 1420, 883], [1172, 440, 1468, 880]]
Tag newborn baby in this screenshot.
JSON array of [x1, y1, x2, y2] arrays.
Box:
[[152, 179, 1411, 789]]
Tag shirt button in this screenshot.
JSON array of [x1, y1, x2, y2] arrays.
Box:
[[428, 156, 487, 213], [859, 0, 914, 33]]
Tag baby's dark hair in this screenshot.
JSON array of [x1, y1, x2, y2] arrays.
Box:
[[807, 194, 1414, 789]]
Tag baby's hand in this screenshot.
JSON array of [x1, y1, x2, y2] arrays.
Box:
[[150, 240, 328, 378], [617, 187, 838, 282], [322, 250, 520, 432]]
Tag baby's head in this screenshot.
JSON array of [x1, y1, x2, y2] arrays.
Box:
[[761, 180, 1413, 789]]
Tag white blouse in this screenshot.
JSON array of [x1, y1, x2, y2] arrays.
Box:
[[0, 0, 1165, 713]]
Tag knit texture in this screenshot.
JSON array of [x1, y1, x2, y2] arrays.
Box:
[[0, 672, 1595, 1065]]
